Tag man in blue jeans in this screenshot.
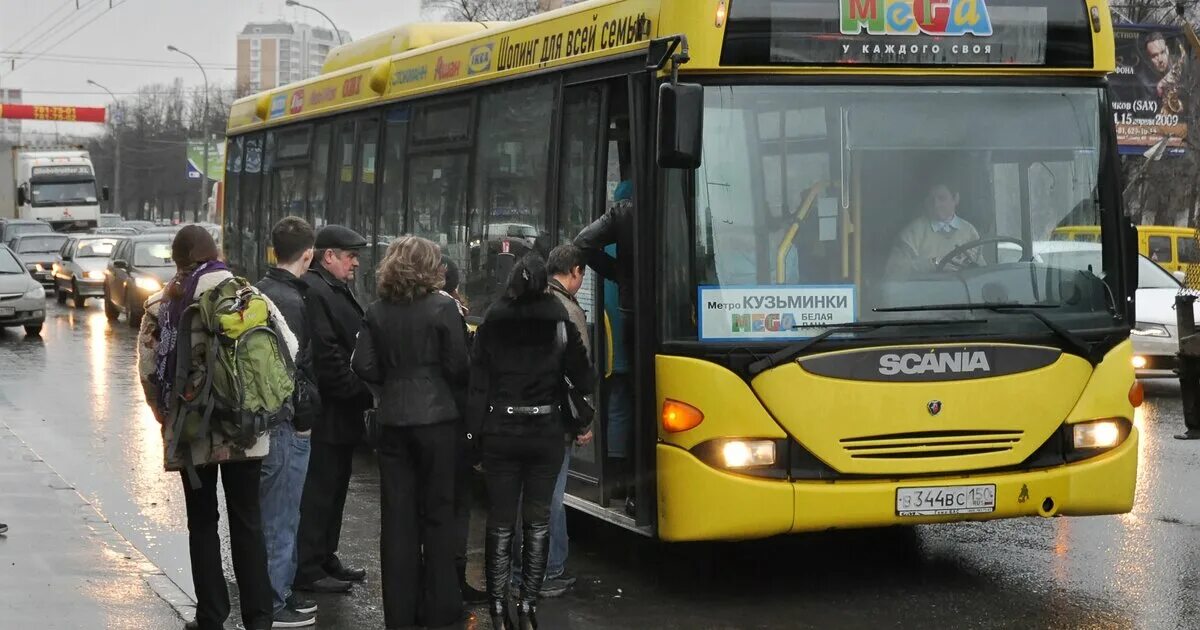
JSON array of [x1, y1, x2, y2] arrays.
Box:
[[256, 217, 320, 628]]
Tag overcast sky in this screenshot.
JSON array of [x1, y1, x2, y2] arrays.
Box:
[[0, 0, 424, 137]]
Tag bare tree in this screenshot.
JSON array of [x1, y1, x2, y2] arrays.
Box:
[[421, 0, 567, 21]]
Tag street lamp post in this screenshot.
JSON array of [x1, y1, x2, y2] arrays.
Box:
[[87, 79, 120, 217], [286, 0, 344, 44], [167, 45, 209, 222]]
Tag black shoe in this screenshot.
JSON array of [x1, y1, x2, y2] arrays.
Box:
[[490, 599, 516, 630], [273, 607, 316, 628], [286, 593, 318, 614], [538, 576, 573, 598], [0, 522, 7, 535], [293, 576, 352, 593], [183, 622, 198, 630], [324, 559, 367, 582], [624, 495, 637, 518]]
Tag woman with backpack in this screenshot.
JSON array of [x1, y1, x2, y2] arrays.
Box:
[[351, 236, 470, 630], [466, 253, 593, 630], [137, 225, 294, 630]]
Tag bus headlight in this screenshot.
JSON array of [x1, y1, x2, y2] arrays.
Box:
[[1131, 355, 1148, 370], [1132, 322, 1170, 337], [721, 440, 776, 469], [1073, 420, 1122, 450]]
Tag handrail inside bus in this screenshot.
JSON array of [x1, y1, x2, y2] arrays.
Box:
[[775, 181, 833, 284]]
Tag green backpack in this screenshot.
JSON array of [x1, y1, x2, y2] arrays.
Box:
[[169, 277, 296, 461]]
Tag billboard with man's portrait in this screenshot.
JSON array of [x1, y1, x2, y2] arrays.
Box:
[[1112, 24, 1190, 156]]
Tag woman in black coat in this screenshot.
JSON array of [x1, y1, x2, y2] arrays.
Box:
[[467, 253, 593, 630], [352, 236, 469, 630]]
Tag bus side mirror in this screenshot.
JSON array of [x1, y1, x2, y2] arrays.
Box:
[[657, 82, 703, 169], [16, 186, 26, 207], [102, 186, 111, 202]]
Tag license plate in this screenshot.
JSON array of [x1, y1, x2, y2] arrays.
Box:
[[0, 307, 13, 317], [896, 484, 995, 516]]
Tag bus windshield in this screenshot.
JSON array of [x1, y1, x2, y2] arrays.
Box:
[[664, 85, 1117, 343], [30, 181, 98, 206]]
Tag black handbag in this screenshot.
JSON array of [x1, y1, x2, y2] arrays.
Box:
[[556, 322, 594, 436]]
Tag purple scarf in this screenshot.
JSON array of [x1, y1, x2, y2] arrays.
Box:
[[153, 260, 227, 415]]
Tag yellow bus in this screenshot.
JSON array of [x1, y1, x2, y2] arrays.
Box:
[[224, 0, 1142, 541], [1054, 224, 1199, 281]]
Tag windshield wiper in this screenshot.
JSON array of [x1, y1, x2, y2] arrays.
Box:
[[875, 303, 1101, 365], [747, 318, 988, 376]]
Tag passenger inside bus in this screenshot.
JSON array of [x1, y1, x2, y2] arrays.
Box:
[[885, 179, 983, 277]]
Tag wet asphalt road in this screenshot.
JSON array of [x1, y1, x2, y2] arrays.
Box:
[[4, 300, 1200, 629]]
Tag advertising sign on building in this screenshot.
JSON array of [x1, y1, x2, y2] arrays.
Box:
[[1112, 24, 1190, 156]]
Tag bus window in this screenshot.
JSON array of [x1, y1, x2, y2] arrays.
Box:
[[379, 108, 409, 259], [355, 117, 380, 299], [310, 124, 332, 228], [1148, 235, 1172, 263], [329, 120, 355, 229], [468, 78, 556, 317], [557, 84, 603, 245], [240, 134, 264, 281], [409, 152, 469, 281], [1179, 236, 1200, 264], [224, 136, 243, 267]]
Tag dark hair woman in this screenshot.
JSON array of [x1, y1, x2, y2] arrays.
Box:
[[137, 225, 287, 630], [352, 235, 470, 629], [466, 253, 594, 630]]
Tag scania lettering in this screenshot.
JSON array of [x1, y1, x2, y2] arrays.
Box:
[[225, 0, 1138, 542]]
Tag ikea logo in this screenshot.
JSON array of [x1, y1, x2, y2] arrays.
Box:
[[841, 0, 993, 37], [469, 43, 494, 75]]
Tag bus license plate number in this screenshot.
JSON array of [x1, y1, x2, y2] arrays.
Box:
[[896, 485, 995, 516]]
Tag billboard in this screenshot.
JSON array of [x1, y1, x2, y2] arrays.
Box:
[[186, 140, 225, 181], [1112, 24, 1190, 156]]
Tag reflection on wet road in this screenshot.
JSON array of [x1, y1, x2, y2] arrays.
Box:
[[4, 301, 1200, 629]]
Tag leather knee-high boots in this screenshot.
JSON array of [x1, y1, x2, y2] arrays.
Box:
[[486, 526, 516, 630], [517, 520, 550, 630]]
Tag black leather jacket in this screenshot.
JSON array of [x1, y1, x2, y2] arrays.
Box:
[[352, 292, 469, 428], [574, 200, 633, 309]]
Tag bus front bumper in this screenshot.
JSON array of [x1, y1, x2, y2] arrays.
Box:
[[656, 428, 1138, 542]]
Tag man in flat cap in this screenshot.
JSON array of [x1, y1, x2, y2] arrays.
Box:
[[293, 225, 372, 594]]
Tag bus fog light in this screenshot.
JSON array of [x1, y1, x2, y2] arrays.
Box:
[[1131, 355, 1148, 370], [1073, 421, 1122, 449], [722, 440, 776, 469]]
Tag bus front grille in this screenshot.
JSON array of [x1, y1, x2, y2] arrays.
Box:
[[839, 430, 1024, 460]]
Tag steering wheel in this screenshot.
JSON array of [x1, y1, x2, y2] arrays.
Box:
[[936, 236, 1031, 271]]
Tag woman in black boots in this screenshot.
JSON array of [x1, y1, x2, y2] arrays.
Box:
[[467, 253, 593, 629]]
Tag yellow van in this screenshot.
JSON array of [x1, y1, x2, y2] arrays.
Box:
[[1053, 225, 1199, 281]]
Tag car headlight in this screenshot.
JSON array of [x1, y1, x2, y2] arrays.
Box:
[[135, 276, 162, 292], [1132, 322, 1170, 337], [721, 440, 777, 469], [1073, 420, 1123, 450], [24, 283, 45, 299], [85, 270, 105, 281]]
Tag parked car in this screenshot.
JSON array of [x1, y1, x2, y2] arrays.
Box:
[[141, 225, 182, 236], [90, 226, 138, 236], [9, 233, 69, 290], [0, 218, 53, 248], [1000, 240, 1190, 378], [53, 235, 123, 308], [104, 235, 174, 327], [99, 213, 124, 228], [0, 245, 46, 336], [120, 220, 155, 233]]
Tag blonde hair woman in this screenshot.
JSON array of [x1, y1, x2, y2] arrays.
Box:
[[351, 236, 470, 628]]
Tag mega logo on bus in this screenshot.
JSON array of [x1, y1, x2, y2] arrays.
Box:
[[840, 0, 993, 37]]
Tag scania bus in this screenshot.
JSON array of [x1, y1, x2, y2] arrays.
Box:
[[223, 0, 1142, 541]]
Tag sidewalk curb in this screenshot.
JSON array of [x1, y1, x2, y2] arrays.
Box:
[[1, 422, 197, 623]]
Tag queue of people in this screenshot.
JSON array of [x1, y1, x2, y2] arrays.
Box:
[[137, 214, 609, 630]]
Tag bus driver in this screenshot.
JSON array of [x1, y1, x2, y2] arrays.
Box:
[[886, 180, 982, 276]]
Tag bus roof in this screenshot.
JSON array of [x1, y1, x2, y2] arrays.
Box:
[[228, 0, 1118, 135]]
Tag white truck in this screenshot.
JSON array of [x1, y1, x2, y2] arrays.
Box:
[[0, 145, 108, 230]]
